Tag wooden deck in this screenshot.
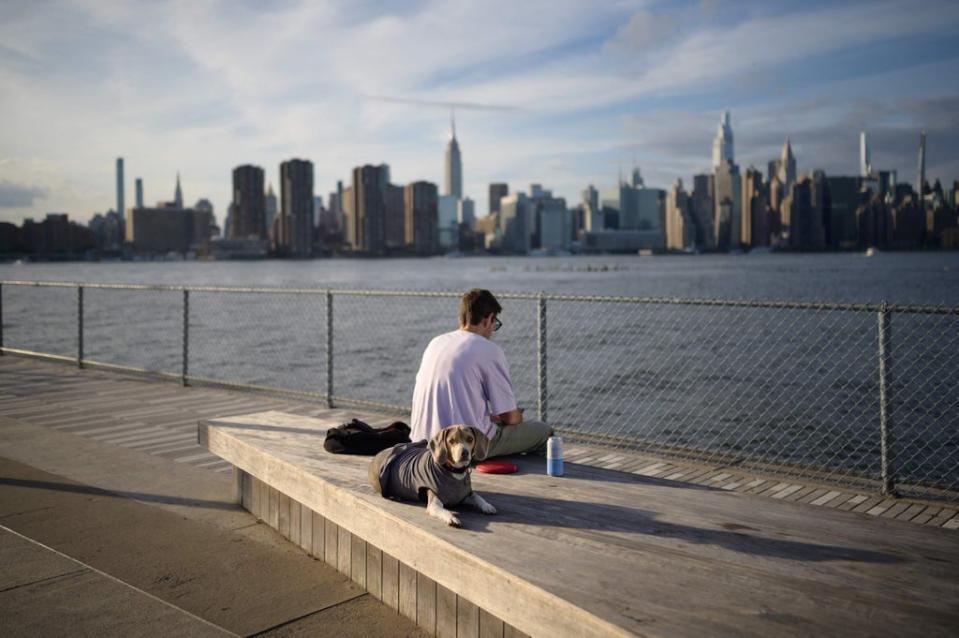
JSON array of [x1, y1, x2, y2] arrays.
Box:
[[2, 356, 959, 636], [0, 356, 955, 531], [202, 410, 959, 637]]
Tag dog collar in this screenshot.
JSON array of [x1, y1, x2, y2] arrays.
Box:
[[443, 462, 470, 475]]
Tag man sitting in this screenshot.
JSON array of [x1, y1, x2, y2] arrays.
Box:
[[410, 288, 553, 458]]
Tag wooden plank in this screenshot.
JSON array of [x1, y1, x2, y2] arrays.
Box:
[[241, 469, 251, 510], [894, 503, 927, 522], [382, 552, 399, 612], [250, 474, 260, 518], [300, 502, 313, 553], [268, 485, 279, 529], [479, 608, 504, 638], [436, 583, 457, 638], [311, 510, 325, 559], [290, 498, 301, 546], [278, 492, 291, 538], [351, 534, 367, 589], [398, 561, 417, 623], [367, 546, 383, 601], [324, 519, 338, 567], [505, 624, 530, 638], [417, 571, 437, 634], [337, 525, 351, 576]]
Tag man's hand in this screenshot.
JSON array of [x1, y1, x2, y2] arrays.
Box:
[[493, 408, 523, 426]]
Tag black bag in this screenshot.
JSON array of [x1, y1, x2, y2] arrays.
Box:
[[323, 418, 411, 455]]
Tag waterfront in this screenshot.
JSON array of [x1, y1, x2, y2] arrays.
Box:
[[2, 252, 959, 304], [2, 252, 957, 497]]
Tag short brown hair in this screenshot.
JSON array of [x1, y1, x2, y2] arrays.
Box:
[[459, 289, 502, 326]]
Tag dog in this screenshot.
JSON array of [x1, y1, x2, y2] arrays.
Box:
[[369, 425, 497, 527]]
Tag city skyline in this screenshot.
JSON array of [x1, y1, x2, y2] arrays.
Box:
[[1, 0, 958, 226]]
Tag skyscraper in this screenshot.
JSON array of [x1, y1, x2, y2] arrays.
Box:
[[116, 158, 124, 224], [135, 178, 143, 209], [860, 131, 872, 178], [778, 138, 796, 192], [265, 183, 277, 237], [231, 165, 266, 239], [174, 172, 183, 210], [404, 181, 438, 255], [488, 183, 508, 215], [741, 168, 767, 248], [349, 164, 388, 254], [917, 130, 927, 204], [279, 159, 314, 257], [444, 113, 463, 199], [712, 110, 734, 170], [665, 179, 694, 251], [385, 183, 405, 249], [713, 159, 741, 250]]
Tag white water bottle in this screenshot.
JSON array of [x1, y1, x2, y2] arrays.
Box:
[[547, 436, 564, 476]]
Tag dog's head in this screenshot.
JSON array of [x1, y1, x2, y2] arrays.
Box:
[[428, 425, 490, 470]]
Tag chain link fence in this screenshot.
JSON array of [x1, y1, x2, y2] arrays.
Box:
[[1, 280, 956, 501]]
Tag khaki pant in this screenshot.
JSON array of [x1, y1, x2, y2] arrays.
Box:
[[487, 419, 553, 458]]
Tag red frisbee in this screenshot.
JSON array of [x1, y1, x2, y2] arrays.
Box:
[[475, 460, 518, 474]]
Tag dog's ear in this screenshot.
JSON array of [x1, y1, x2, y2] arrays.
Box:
[[470, 427, 490, 461], [428, 429, 449, 465]]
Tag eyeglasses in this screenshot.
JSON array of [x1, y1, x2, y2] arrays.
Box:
[[493, 317, 502, 332]]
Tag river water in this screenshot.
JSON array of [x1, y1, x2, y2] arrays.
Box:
[[2, 252, 957, 496]]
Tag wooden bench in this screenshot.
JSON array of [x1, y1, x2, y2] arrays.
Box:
[[199, 411, 959, 638]]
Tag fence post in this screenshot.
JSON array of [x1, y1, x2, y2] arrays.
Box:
[[537, 293, 547, 422], [182, 289, 190, 387], [0, 283, 4, 355], [878, 301, 895, 496], [326, 290, 334, 408], [77, 286, 84, 369]]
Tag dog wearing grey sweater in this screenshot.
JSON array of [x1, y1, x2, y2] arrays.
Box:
[[369, 425, 497, 527]]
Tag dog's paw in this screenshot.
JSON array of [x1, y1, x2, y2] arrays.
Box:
[[445, 513, 462, 528], [479, 502, 497, 515]]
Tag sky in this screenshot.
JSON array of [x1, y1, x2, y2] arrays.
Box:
[[1, 0, 958, 227]]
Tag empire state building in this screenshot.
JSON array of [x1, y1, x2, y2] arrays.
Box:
[[444, 114, 462, 199]]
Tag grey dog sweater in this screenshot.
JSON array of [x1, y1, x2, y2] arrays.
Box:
[[369, 441, 473, 506]]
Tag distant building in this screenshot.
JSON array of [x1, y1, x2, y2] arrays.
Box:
[[135, 178, 144, 209], [860, 131, 872, 178], [444, 115, 463, 199], [125, 206, 211, 255], [538, 197, 570, 252], [713, 159, 740, 250], [116, 158, 125, 226], [348, 164, 388, 254], [741, 168, 768, 248], [279, 158, 314, 257], [265, 183, 278, 238], [437, 194, 459, 250], [88, 210, 123, 252], [917, 130, 927, 207], [488, 183, 508, 215], [404, 181, 438, 255], [174, 172, 184, 210], [498, 193, 532, 254], [783, 174, 826, 250], [712, 110, 734, 170], [857, 197, 891, 248], [601, 169, 664, 249], [194, 199, 217, 240], [385, 184, 405, 250], [690, 174, 715, 250], [825, 176, 861, 248], [231, 164, 266, 240], [778, 138, 796, 192], [457, 197, 476, 229], [665, 179, 695, 251]]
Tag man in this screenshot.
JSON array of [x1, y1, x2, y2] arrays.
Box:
[[410, 288, 552, 458]]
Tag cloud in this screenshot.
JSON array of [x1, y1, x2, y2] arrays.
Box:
[[0, 180, 48, 208], [604, 9, 678, 55]]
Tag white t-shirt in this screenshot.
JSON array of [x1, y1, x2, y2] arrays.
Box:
[[410, 330, 517, 442]]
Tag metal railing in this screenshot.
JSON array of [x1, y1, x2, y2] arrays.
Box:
[[1, 279, 957, 501]]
